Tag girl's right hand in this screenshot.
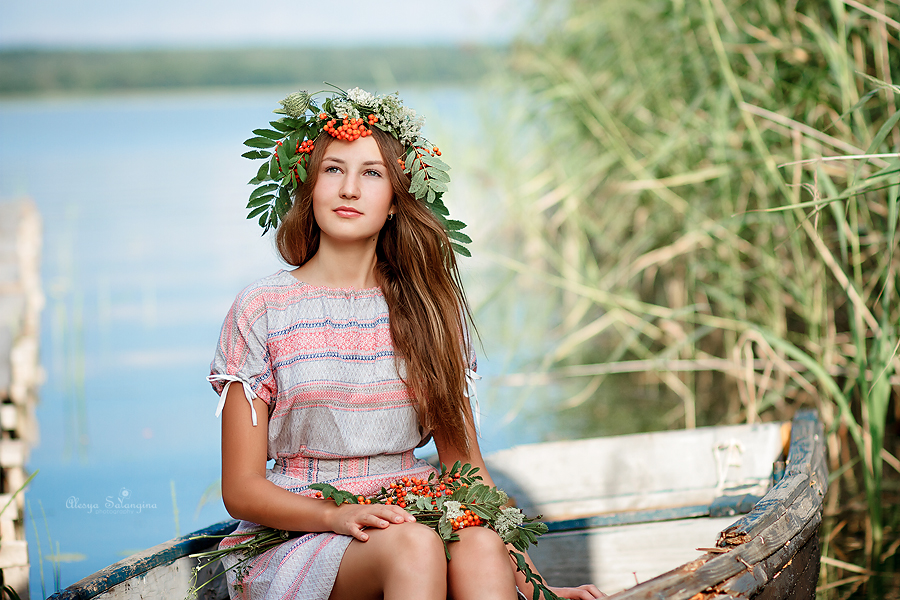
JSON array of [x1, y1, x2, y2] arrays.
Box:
[[328, 503, 416, 541]]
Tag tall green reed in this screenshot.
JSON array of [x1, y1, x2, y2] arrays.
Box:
[[505, 0, 899, 587]]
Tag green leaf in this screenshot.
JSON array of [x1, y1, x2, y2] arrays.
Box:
[[253, 128, 284, 141], [421, 154, 451, 171], [411, 167, 427, 189], [247, 194, 274, 208], [269, 120, 293, 133], [448, 231, 472, 244], [295, 162, 308, 182], [244, 136, 278, 149], [429, 199, 449, 217], [252, 161, 269, 184], [242, 150, 272, 160], [409, 170, 428, 197], [451, 243, 471, 257], [249, 183, 278, 201], [444, 219, 466, 231], [285, 133, 300, 158], [269, 156, 281, 179], [276, 142, 290, 167], [247, 204, 269, 219], [276, 187, 292, 219], [468, 505, 492, 520], [427, 179, 449, 194], [424, 166, 450, 182], [258, 210, 269, 227], [423, 156, 451, 173]]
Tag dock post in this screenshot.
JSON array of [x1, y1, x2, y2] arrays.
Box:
[[0, 199, 44, 600]]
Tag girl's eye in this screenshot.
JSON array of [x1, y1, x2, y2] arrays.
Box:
[[365, 169, 383, 177], [324, 165, 340, 173]]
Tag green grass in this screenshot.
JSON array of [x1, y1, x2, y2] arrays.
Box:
[[505, 0, 899, 594]]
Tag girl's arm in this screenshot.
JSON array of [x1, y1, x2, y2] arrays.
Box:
[[220, 384, 415, 541], [433, 411, 604, 600]]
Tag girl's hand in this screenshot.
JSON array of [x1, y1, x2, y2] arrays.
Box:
[[327, 503, 416, 542], [548, 584, 606, 599]]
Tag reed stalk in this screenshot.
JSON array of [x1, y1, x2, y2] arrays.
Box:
[[506, 0, 899, 587]]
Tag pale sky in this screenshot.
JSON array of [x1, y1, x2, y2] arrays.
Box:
[[0, 0, 533, 48]]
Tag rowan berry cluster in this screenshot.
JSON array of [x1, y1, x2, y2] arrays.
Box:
[[296, 139, 314, 154], [321, 113, 379, 142], [380, 473, 462, 508], [451, 509, 483, 531]]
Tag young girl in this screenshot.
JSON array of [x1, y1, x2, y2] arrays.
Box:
[[209, 88, 603, 600]]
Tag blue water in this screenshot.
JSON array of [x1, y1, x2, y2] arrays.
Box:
[[0, 86, 562, 597]]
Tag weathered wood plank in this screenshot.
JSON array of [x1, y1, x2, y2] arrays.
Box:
[[48, 520, 239, 600], [0, 493, 19, 520], [716, 508, 822, 597], [487, 422, 783, 520], [0, 541, 28, 569], [0, 403, 17, 430], [718, 410, 826, 547], [546, 504, 710, 532], [531, 516, 739, 594], [645, 478, 821, 600], [747, 524, 820, 600], [0, 440, 24, 468], [92, 555, 227, 600], [605, 411, 826, 600], [718, 475, 808, 546]]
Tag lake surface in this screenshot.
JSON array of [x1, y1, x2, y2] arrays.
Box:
[[0, 85, 565, 596]]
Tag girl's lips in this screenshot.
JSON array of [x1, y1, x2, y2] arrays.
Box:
[[334, 206, 362, 218]]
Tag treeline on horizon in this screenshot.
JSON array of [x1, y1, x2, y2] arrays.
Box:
[[0, 46, 501, 95]]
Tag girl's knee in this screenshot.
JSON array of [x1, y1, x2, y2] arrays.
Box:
[[450, 526, 508, 561], [386, 522, 447, 566]]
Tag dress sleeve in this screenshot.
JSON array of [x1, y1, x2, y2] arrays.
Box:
[[208, 287, 276, 426]]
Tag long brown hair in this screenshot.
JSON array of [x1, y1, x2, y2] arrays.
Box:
[[276, 128, 475, 452]]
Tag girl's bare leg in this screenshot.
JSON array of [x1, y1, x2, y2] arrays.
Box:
[[447, 527, 518, 600], [330, 521, 447, 600]]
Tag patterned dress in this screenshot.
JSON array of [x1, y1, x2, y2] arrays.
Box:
[[209, 270, 455, 600]]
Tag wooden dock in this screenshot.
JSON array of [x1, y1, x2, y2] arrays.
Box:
[[0, 199, 43, 600]]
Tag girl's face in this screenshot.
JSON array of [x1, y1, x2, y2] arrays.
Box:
[[312, 136, 395, 247]]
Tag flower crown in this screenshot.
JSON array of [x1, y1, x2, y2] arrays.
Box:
[[242, 86, 471, 256]]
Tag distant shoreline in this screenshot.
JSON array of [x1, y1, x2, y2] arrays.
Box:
[[0, 45, 504, 96]]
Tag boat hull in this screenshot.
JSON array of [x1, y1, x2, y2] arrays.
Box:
[[47, 411, 826, 600]]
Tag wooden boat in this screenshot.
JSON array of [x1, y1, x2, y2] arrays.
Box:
[[47, 410, 826, 599]]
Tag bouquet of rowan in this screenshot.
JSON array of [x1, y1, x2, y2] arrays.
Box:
[[188, 462, 557, 600]]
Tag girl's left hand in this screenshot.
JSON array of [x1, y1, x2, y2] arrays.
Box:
[[548, 584, 606, 599]]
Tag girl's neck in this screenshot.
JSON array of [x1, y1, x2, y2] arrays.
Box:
[[292, 238, 379, 289]]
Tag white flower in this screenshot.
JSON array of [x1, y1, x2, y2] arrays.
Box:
[[442, 500, 464, 521], [347, 87, 377, 108], [331, 98, 360, 120], [495, 507, 525, 541]]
